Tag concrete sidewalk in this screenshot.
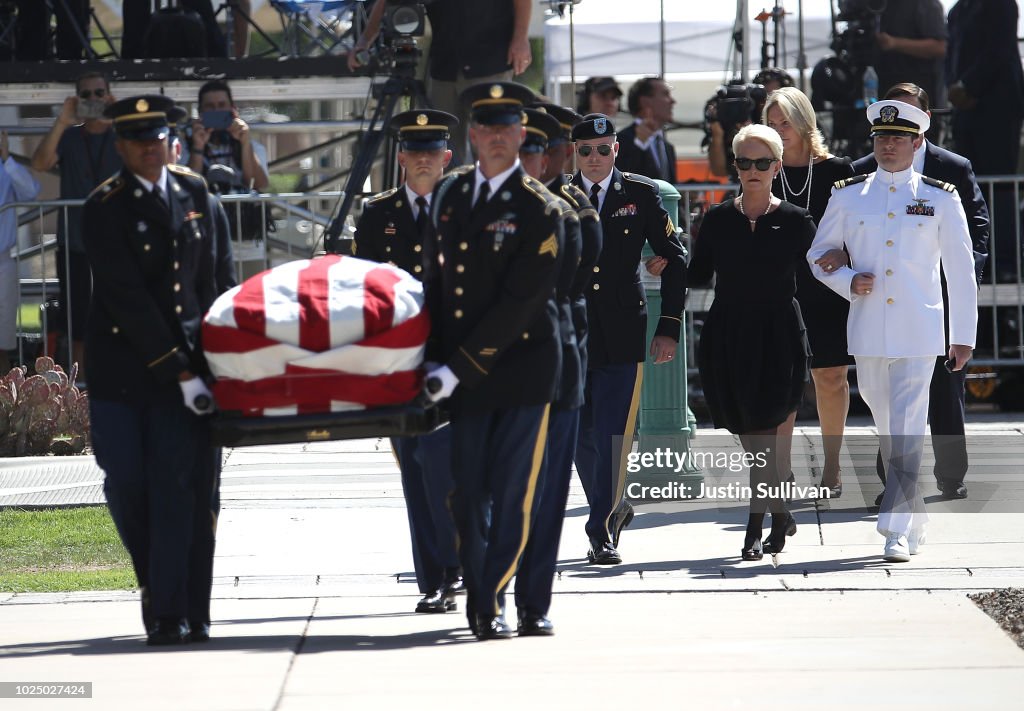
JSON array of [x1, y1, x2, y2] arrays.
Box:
[[1, 420, 1023, 709]]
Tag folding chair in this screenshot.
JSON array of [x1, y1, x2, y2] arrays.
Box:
[[270, 0, 359, 57]]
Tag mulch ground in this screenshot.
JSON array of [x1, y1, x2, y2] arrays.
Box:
[[969, 588, 1024, 650]]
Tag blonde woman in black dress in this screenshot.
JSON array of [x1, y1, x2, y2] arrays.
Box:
[[764, 87, 854, 497], [688, 124, 816, 560]]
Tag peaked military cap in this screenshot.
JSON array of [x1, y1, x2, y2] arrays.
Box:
[[571, 113, 617, 141], [530, 102, 582, 146], [104, 94, 174, 140], [867, 99, 930, 136], [389, 109, 459, 151], [460, 81, 535, 125], [520, 108, 562, 153], [166, 105, 189, 138]]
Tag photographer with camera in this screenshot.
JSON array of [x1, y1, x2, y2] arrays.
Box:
[[706, 68, 793, 179], [31, 72, 122, 378], [616, 77, 678, 183], [347, 0, 533, 161], [188, 80, 269, 194]]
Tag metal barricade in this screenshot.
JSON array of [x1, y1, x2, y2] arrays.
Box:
[[2, 190, 344, 376]]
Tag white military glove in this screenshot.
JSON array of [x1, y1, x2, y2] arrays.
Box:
[[179, 376, 216, 415], [424, 365, 459, 402]]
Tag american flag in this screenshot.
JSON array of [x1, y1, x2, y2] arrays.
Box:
[[202, 254, 428, 416]]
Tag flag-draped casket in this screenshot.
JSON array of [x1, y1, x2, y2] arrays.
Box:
[[202, 254, 429, 417]]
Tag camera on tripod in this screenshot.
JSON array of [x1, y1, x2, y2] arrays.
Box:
[[382, 1, 428, 39], [356, 1, 430, 73]]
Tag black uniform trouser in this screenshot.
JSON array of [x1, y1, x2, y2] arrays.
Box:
[[91, 389, 216, 624], [875, 356, 968, 487], [515, 406, 579, 617], [451, 404, 549, 620], [574, 362, 643, 543], [391, 424, 459, 595]]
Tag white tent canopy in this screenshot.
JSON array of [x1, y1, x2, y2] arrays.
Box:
[[543, 0, 972, 89]]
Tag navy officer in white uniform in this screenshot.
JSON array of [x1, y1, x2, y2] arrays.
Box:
[[807, 99, 977, 563]]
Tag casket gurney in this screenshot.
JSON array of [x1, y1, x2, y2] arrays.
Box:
[[202, 254, 446, 447]]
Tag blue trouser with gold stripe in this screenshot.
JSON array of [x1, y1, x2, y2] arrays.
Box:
[[515, 406, 580, 617], [91, 388, 215, 623], [574, 362, 643, 543], [391, 424, 459, 594], [451, 404, 550, 618]]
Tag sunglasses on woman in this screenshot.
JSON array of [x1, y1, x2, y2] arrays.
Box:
[[78, 88, 107, 99], [734, 157, 778, 171], [577, 144, 613, 157]]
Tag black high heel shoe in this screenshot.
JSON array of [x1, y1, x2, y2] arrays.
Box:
[[741, 514, 765, 561], [820, 470, 843, 499], [762, 512, 797, 555]]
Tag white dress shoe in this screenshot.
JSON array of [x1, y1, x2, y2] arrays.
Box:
[[883, 533, 911, 562], [908, 528, 927, 555]]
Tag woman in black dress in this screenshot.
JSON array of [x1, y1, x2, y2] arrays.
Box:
[[764, 87, 855, 497], [688, 124, 816, 560]]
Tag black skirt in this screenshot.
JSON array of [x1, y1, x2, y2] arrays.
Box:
[[698, 298, 810, 434]]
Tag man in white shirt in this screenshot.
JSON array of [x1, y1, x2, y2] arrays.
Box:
[[808, 100, 977, 563]]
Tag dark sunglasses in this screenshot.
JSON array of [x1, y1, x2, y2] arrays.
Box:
[[577, 144, 613, 157], [78, 88, 107, 99], [734, 156, 778, 171]]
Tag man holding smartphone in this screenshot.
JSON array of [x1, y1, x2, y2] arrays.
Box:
[[188, 80, 268, 193], [32, 72, 121, 378]]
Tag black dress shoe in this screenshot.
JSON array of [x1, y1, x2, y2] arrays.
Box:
[[444, 576, 465, 596], [146, 618, 189, 646], [586, 538, 622, 565], [610, 501, 635, 548], [415, 587, 456, 613], [517, 612, 555, 636], [475, 614, 514, 641], [938, 481, 968, 499], [762, 511, 797, 555], [189, 621, 211, 642]]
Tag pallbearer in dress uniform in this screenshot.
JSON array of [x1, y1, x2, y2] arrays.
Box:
[[808, 100, 977, 563], [353, 109, 464, 614], [83, 95, 221, 645], [530, 101, 583, 181], [514, 106, 602, 635], [570, 114, 686, 564], [422, 81, 564, 640]]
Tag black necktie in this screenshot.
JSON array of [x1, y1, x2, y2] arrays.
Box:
[[153, 185, 168, 211], [590, 182, 601, 212], [473, 181, 490, 217], [415, 195, 429, 237]]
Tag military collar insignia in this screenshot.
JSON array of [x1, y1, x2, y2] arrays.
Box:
[[880, 105, 898, 124]]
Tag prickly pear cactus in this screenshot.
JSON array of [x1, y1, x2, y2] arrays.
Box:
[[0, 357, 91, 456]]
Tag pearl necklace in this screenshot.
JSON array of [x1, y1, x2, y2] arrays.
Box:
[[778, 153, 814, 210], [737, 194, 772, 228]]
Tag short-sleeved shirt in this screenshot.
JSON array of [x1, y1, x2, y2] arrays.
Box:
[[876, 0, 948, 106], [426, 0, 514, 81], [56, 126, 122, 253], [200, 136, 268, 189]]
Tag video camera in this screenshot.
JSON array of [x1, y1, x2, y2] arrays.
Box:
[[356, 1, 432, 74], [831, 0, 886, 68], [382, 0, 429, 40], [704, 82, 768, 134]]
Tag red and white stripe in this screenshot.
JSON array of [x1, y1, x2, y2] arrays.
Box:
[[203, 254, 429, 416]]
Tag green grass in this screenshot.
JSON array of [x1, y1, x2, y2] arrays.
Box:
[[0, 507, 136, 593]]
